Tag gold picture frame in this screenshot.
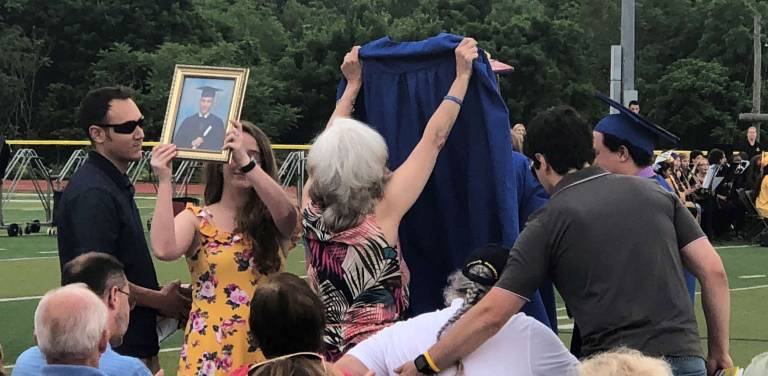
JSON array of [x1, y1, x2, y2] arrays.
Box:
[[160, 64, 249, 162]]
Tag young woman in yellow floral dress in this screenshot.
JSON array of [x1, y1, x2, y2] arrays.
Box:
[[150, 120, 298, 375]]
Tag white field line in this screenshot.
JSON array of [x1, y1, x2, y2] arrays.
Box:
[[738, 275, 767, 279], [5, 283, 761, 303], [691, 284, 768, 295], [3, 286, 768, 367], [8, 204, 152, 209], [4, 195, 157, 200], [3, 199, 51, 203], [0, 256, 57, 262], [720, 284, 768, 293], [0, 295, 43, 302]]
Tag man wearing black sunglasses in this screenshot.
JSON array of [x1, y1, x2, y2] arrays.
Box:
[[56, 87, 190, 373]]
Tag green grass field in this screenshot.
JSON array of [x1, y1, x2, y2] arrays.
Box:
[[1, 193, 767, 374]]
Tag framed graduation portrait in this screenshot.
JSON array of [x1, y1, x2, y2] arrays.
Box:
[[160, 65, 249, 162]]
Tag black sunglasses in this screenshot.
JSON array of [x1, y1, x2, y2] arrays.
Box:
[[96, 117, 144, 134]]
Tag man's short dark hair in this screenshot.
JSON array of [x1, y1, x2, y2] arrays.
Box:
[[524, 105, 595, 175], [61, 252, 126, 299], [600, 133, 654, 167], [629, 100, 640, 107], [690, 150, 703, 161], [78, 87, 134, 139], [708, 148, 725, 165]]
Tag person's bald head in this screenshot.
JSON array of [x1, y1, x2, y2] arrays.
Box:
[[34, 284, 108, 365]]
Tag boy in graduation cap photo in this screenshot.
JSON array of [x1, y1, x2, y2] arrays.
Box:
[[173, 85, 227, 151]]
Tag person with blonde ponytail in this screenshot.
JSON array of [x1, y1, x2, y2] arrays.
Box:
[[335, 245, 578, 376], [302, 39, 479, 361]]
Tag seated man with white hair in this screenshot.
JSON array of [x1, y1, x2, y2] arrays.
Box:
[[13, 253, 152, 376], [335, 245, 579, 376], [33, 283, 110, 375]]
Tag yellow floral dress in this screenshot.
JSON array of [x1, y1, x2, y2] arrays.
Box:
[[178, 205, 273, 376]]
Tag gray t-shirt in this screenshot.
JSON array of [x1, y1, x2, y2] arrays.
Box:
[[497, 166, 705, 358]]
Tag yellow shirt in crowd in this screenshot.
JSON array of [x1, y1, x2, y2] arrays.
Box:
[[756, 176, 768, 218]]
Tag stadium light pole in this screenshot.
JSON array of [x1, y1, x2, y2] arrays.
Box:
[[753, 14, 762, 142], [621, 0, 637, 106]]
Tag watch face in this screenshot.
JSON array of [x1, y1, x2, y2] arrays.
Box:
[[414, 355, 434, 374]]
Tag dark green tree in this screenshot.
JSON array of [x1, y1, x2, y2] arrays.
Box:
[[646, 58, 748, 147]]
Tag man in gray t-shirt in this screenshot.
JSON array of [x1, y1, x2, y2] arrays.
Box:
[[500, 166, 701, 357], [395, 105, 732, 376]]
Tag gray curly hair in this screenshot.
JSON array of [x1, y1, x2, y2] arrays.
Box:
[[307, 118, 390, 233]]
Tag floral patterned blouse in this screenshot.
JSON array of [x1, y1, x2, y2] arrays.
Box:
[[178, 205, 273, 376], [302, 202, 410, 361]]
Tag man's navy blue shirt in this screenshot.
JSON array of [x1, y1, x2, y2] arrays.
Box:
[[56, 151, 160, 358]]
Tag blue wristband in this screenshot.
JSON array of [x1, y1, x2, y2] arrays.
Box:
[[444, 95, 463, 106]]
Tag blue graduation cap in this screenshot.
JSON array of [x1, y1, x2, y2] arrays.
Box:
[[594, 92, 679, 155]]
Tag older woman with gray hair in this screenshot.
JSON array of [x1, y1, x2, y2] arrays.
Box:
[[335, 245, 578, 376], [302, 38, 479, 361]]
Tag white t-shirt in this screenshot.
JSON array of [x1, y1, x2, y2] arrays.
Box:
[[346, 299, 579, 376]]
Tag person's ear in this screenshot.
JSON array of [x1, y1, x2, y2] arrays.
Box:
[[89, 125, 108, 144], [534, 153, 549, 173], [108, 286, 119, 310], [617, 145, 631, 162]]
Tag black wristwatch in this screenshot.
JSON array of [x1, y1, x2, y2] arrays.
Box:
[[240, 157, 257, 173], [414, 354, 438, 375]]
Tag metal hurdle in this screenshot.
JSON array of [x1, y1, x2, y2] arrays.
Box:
[[54, 149, 89, 184], [277, 151, 307, 203], [173, 159, 203, 197], [1, 148, 55, 227], [127, 150, 152, 185], [1, 141, 310, 228]]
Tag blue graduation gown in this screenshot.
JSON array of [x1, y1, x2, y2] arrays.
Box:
[[337, 33, 556, 331]]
